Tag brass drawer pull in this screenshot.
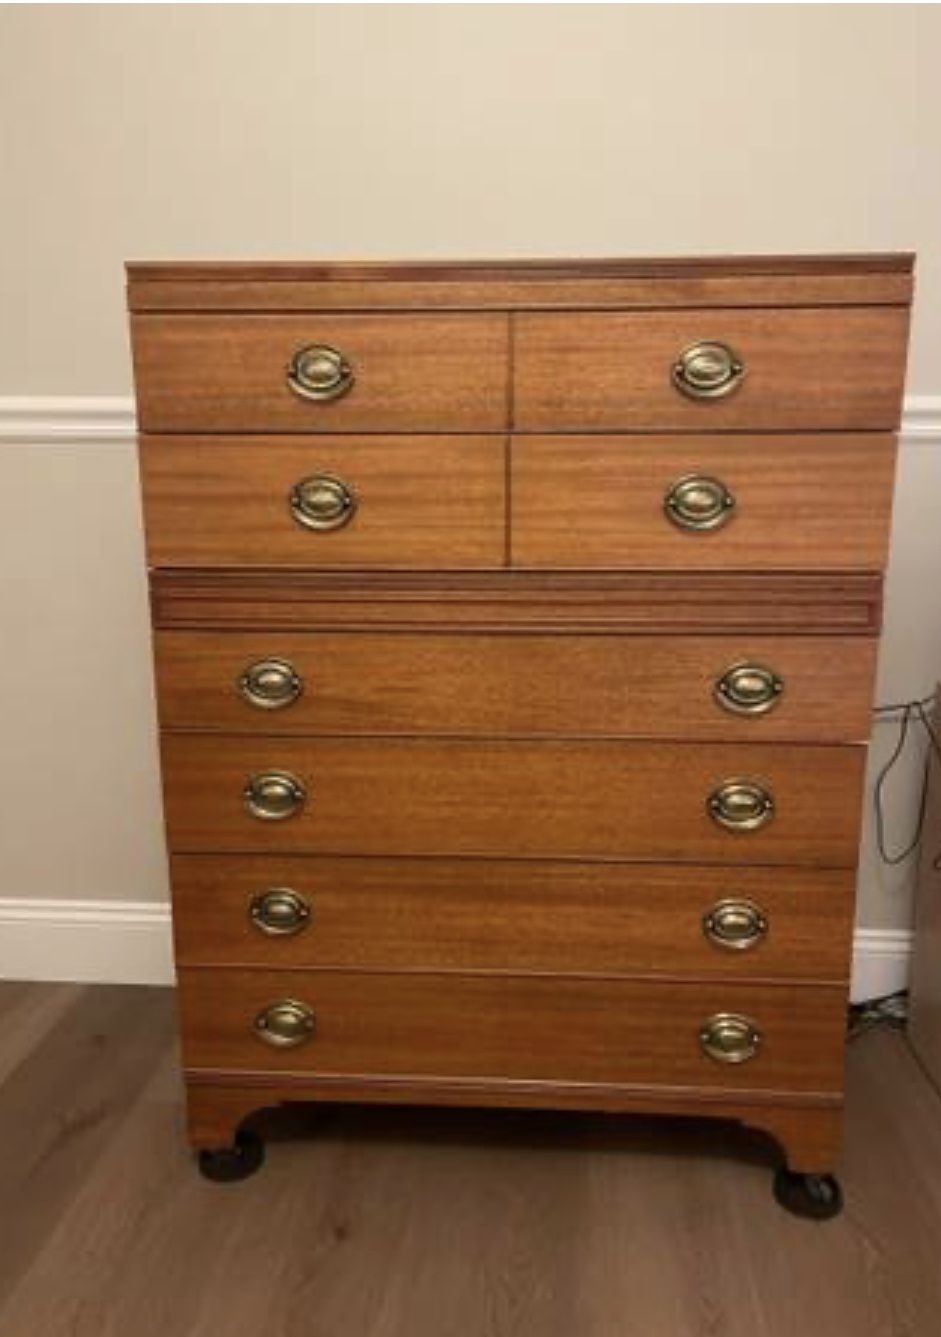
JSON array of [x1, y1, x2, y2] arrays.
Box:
[[286, 343, 354, 403], [249, 887, 311, 936], [707, 779, 774, 832], [664, 474, 735, 532], [714, 662, 784, 716], [672, 340, 745, 400], [254, 999, 316, 1048], [289, 473, 357, 532], [243, 770, 306, 821], [699, 1012, 762, 1064], [702, 898, 769, 951], [238, 658, 303, 711]]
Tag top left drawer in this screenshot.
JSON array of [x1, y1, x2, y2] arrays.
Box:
[[130, 314, 510, 433]]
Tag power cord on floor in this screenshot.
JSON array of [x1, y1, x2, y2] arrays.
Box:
[[847, 990, 909, 1040]]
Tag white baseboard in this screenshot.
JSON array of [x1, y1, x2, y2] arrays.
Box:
[[0, 897, 912, 1000], [0, 899, 174, 986], [849, 928, 913, 1004]]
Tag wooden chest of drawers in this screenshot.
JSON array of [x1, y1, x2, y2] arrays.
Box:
[[127, 255, 913, 1215]]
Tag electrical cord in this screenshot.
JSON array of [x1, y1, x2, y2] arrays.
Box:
[[871, 693, 941, 866]]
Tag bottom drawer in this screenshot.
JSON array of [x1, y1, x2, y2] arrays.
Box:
[[178, 969, 847, 1097]]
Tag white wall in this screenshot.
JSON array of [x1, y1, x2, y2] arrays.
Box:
[[1, 5, 940, 978]]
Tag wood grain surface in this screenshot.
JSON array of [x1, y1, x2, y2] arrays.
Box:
[[177, 968, 847, 1097], [150, 569, 885, 635], [140, 435, 506, 568], [126, 252, 915, 313], [154, 629, 878, 742], [170, 853, 854, 981], [160, 736, 866, 866], [131, 313, 509, 432], [511, 433, 896, 570], [513, 308, 910, 431]]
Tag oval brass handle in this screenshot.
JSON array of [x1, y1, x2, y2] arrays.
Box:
[[672, 340, 745, 400], [702, 898, 769, 951], [243, 770, 306, 821], [714, 662, 784, 716], [699, 1013, 762, 1064], [665, 475, 735, 532], [238, 658, 303, 711], [286, 344, 354, 403], [707, 779, 774, 833], [289, 474, 357, 532], [254, 999, 316, 1048], [249, 887, 311, 937]]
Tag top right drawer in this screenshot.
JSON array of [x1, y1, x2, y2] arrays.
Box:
[[513, 308, 910, 432]]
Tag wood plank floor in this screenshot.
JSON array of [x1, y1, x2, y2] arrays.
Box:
[[0, 982, 938, 1337]]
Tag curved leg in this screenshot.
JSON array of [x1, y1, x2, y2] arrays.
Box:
[[741, 1104, 845, 1221], [186, 1083, 272, 1184]]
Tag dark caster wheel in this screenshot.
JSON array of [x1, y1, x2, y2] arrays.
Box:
[[198, 1128, 265, 1183], [773, 1167, 843, 1220]]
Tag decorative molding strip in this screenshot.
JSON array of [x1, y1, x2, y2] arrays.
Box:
[[0, 896, 911, 999], [0, 898, 173, 986], [899, 395, 941, 444], [850, 928, 913, 1003], [0, 395, 939, 446], [0, 396, 136, 443]]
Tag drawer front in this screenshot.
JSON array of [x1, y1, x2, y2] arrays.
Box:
[[140, 436, 505, 569], [171, 854, 854, 981], [511, 435, 896, 570], [131, 314, 509, 432], [513, 308, 909, 431], [161, 737, 864, 866], [178, 968, 847, 1096], [155, 630, 877, 743]]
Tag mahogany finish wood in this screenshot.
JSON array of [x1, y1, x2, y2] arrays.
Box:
[[140, 435, 506, 569], [512, 434, 896, 571], [151, 569, 884, 635], [171, 854, 854, 982], [131, 313, 509, 433], [514, 308, 909, 431], [127, 253, 914, 314], [126, 252, 914, 1186], [161, 735, 865, 866], [155, 630, 877, 742], [178, 968, 847, 1097]]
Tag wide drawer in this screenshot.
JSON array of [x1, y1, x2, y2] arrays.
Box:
[[511, 434, 895, 570], [171, 854, 854, 981], [131, 313, 509, 432], [139, 436, 505, 569], [161, 737, 865, 866], [178, 968, 847, 1096], [513, 308, 909, 431], [155, 630, 877, 743]]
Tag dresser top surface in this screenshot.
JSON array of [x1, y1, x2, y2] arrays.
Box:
[[127, 253, 913, 282], [126, 254, 914, 312]]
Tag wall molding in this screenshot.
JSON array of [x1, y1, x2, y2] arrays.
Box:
[[0, 396, 136, 443], [0, 896, 912, 999], [850, 928, 913, 1003], [0, 395, 940, 447]]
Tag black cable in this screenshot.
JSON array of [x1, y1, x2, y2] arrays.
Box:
[[871, 692, 941, 866]]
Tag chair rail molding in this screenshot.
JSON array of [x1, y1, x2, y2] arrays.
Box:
[[0, 394, 940, 447]]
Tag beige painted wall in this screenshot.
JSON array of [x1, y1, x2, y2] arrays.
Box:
[[2, 5, 941, 932]]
